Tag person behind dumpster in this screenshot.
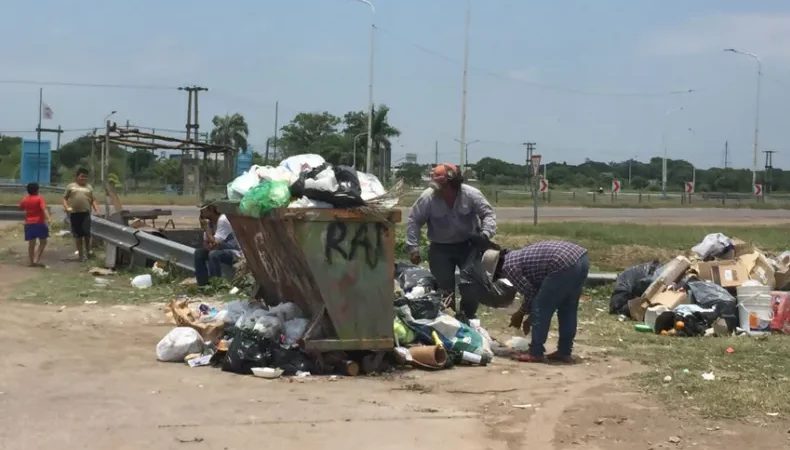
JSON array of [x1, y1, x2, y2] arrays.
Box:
[[19, 182, 52, 267], [194, 202, 242, 286], [497, 240, 589, 363], [62, 167, 99, 261], [405, 163, 497, 321]]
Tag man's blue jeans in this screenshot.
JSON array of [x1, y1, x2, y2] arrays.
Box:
[[529, 254, 590, 357], [194, 248, 236, 286]]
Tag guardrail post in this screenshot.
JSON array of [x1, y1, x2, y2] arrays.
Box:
[[572, 191, 576, 200], [592, 193, 596, 203], [638, 193, 642, 203], [547, 190, 551, 203], [495, 190, 499, 204]]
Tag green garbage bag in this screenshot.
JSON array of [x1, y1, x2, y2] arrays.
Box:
[[239, 180, 291, 217]]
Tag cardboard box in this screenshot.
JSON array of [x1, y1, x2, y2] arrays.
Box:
[[697, 260, 748, 288], [650, 290, 690, 309], [720, 238, 754, 260], [739, 252, 777, 289]]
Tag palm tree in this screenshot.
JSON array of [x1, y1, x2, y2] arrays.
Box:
[[209, 113, 249, 181], [370, 105, 400, 181]]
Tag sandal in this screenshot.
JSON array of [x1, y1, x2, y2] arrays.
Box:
[[511, 352, 545, 363]]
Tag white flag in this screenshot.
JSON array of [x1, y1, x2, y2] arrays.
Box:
[[42, 103, 53, 120]]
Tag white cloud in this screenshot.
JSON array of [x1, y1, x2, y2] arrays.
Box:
[[644, 13, 790, 64], [506, 67, 540, 83]]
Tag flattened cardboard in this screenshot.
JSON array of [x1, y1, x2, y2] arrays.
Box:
[[649, 290, 689, 309], [720, 238, 754, 260], [697, 260, 747, 288], [739, 252, 776, 289]]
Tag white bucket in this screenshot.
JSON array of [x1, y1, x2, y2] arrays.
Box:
[[737, 290, 773, 335]]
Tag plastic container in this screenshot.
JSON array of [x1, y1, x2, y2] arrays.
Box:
[[737, 285, 773, 335], [644, 305, 670, 329]]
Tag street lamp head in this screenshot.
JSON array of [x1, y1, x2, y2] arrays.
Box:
[[723, 48, 736, 53]]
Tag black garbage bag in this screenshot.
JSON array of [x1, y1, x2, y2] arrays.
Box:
[[654, 310, 709, 337], [395, 262, 437, 292], [269, 345, 315, 375], [290, 163, 365, 208], [221, 331, 273, 375], [457, 244, 517, 309], [609, 261, 662, 316], [394, 292, 445, 321], [686, 280, 738, 330]]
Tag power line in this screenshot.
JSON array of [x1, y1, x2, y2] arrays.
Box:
[[0, 79, 179, 90], [0, 127, 97, 134], [376, 26, 701, 98]]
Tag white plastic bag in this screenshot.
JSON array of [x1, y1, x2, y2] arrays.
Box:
[[253, 315, 284, 339], [691, 233, 732, 260], [304, 166, 338, 193], [267, 302, 305, 322], [284, 318, 310, 345], [280, 154, 325, 174], [357, 172, 387, 200], [229, 171, 261, 198], [156, 327, 204, 362], [256, 165, 295, 184], [288, 196, 333, 208], [131, 274, 153, 289]]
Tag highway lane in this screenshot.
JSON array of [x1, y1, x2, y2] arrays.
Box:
[[46, 206, 790, 225]]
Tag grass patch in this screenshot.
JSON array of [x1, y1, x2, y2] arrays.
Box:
[[479, 286, 790, 421]]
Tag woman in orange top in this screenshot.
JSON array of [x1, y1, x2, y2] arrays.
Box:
[[19, 183, 52, 267]]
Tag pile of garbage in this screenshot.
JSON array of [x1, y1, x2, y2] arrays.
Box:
[[390, 263, 496, 369], [610, 233, 790, 337], [227, 153, 398, 216], [156, 298, 315, 377]]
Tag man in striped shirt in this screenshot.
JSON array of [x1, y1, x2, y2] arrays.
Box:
[[500, 240, 589, 363]]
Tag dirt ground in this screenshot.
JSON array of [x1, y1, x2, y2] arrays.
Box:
[[1, 226, 789, 449]]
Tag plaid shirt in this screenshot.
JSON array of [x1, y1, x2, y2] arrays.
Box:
[[501, 240, 588, 312]]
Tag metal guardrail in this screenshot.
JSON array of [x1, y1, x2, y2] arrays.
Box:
[[0, 183, 64, 193], [0, 205, 54, 221], [91, 216, 196, 272]]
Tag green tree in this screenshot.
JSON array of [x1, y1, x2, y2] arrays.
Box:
[[630, 176, 648, 190], [0, 135, 22, 178], [396, 163, 425, 186], [209, 113, 249, 181], [278, 112, 341, 158]]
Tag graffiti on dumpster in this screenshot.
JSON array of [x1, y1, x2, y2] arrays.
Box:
[[324, 222, 385, 269], [254, 231, 282, 284]]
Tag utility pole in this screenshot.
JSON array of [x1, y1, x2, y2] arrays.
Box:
[[724, 141, 729, 169], [178, 85, 208, 198], [434, 141, 438, 166], [269, 101, 279, 164], [104, 120, 111, 218], [523, 142, 538, 225], [763, 150, 776, 195]]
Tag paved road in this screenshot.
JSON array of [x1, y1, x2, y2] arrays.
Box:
[[47, 206, 790, 225]]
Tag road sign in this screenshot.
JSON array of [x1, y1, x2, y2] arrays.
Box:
[[530, 154, 542, 177], [611, 179, 621, 194], [754, 183, 763, 196], [685, 181, 694, 194], [539, 178, 549, 193]]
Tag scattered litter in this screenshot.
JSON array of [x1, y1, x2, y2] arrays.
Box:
[[512, 404, 535, 409], [174, 437, 204, 444], [131, 274, 153, 289], [701, 372, 716, 381], [84, 300, 98, 305], [682, 368, 690, 374], [766, 412, 780, 417], [251, 367, 284, 379], [295, 371, 311, 378], [88, 267, 114, 276], [56, 230, 71, 237], [726, 347, 735, 354], [663, 375, 672, 383], [187, 355, 212, 368], [229, 286, 240, 295], [668, 436, 682, 444], [328, 375, 339, 381]]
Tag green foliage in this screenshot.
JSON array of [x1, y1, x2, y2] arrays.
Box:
[[0, 135, 22, 178], [396, 162, 425, 186], [210, 113, 250, 181]]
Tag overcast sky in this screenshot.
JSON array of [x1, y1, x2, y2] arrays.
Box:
[[2, 0, 790, 170]]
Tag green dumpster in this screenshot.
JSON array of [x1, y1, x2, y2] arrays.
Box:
[[216, 203, 401, 354]]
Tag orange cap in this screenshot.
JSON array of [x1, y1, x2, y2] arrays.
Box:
[[432, 163, 459, 184]]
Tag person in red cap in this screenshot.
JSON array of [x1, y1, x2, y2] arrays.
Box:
[[405, 163, 496, 321]]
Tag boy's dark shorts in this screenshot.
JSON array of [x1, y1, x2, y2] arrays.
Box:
[[69, 212, 92, 238], [24, 223, 49, 241]]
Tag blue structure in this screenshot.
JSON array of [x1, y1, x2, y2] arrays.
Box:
[[235, 147, 254, 176], [20, 139, 52, 184]]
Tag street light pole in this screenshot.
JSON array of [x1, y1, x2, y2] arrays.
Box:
[[101, 111, 116, 218], [352, 132, 368, 169], [662, 107, 684, 194], [688, 128, 696, 187], [353, 0, 376, 174], [454, 138, 479, 167], [458, 0, 471, 174], [724, 48, 761, 189]]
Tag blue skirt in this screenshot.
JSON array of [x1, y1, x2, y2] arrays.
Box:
[[24, 223, 49, 241]]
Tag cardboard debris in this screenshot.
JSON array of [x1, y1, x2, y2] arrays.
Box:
[[696, 260, 747, 288], [720, 238, 754, 259], [166, 299, 224, 342], [650, 290, 690, 309], [738, 252, 776, 289]]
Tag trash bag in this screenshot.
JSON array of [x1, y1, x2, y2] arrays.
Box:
[[239, 180, 292, 217], [691, 233, 733, 260], [653, 309, 709, 337], [156, 327, 204, 362], [267, 302, 305, 322], [284, 318, 310, 345], [394, 292, 444, 321], [686, 280, 738, 330], [290, 164, 366, 208], [252, 314, 284, 340], [221, 331, 272, 375], [395, 262, 437, 292], [457, 245, 517, 309], [228, 170, 260, 198], [279, 154, 326, 174], [269, 345, 314, 375], [609, 261, 662, 316]]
